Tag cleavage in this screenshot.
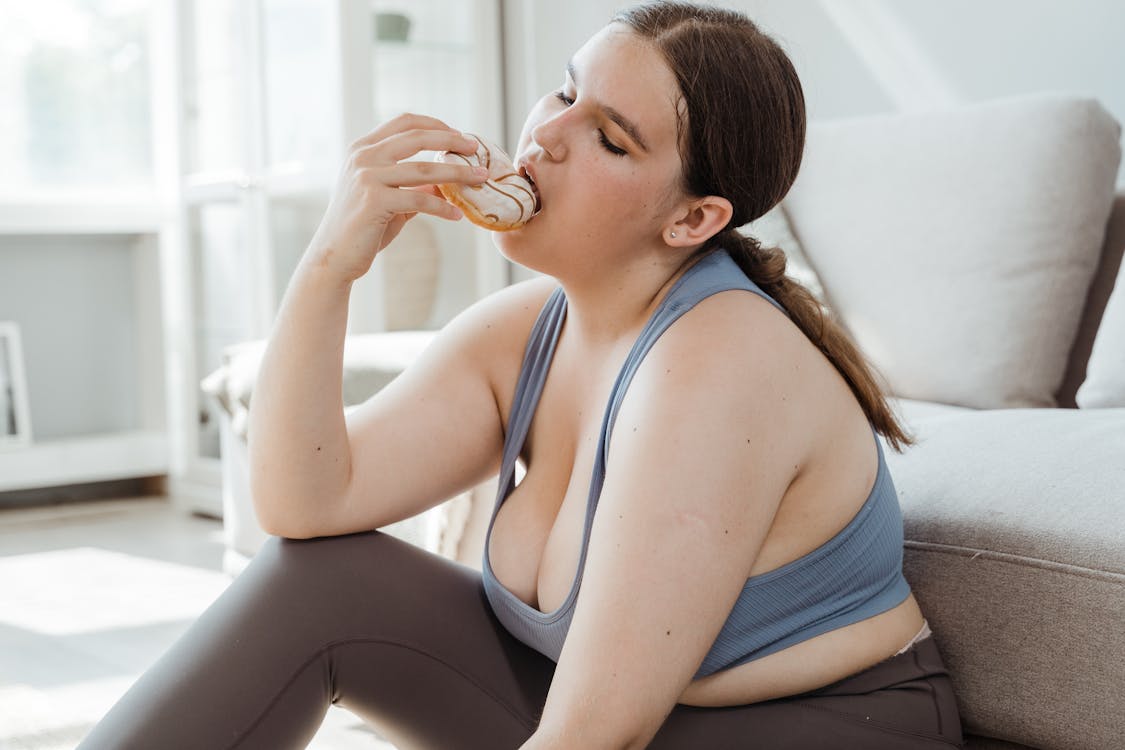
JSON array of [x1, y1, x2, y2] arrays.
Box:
[[491, 366, 609, 613]]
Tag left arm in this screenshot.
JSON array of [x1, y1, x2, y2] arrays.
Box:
[[521, 295, 803, 749]]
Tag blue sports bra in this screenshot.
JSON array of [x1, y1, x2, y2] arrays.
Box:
[[481, 247, 912, 679]]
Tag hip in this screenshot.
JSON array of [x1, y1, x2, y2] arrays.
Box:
[[680, 593, 928, 707], [652, 627, 963, 749]]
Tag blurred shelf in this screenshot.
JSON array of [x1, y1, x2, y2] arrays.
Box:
[[182, 167, 335, 202], [0, 430, 169, 493], [0, 192, 170, 235]]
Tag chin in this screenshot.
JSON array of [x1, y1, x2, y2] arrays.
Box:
[[492, 230, 535, 275], [490, 220, 560, 279], [491, 215, 534, 256]]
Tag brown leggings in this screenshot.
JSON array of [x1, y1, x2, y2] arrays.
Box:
[[77, 529, 965, 749]]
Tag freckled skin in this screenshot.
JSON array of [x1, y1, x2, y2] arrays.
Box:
[[492, 27, 690, 285]]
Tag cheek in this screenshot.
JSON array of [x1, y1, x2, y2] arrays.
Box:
[[583, 167, 660, 223]]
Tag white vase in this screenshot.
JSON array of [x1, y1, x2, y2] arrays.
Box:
[[381, 217, 440, 331]]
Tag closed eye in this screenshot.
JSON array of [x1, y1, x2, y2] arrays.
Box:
[[553, 90, 628, 157]]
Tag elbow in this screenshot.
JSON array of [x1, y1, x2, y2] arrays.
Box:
[[254, 506, 323, 540], [248, 472, 315, 539], [259, 520, 310, 540], [248, 456, 352, 541], [251, 494, 312, 540], [254, 511, 294, 540]]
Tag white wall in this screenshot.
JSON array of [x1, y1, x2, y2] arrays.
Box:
[[0, 234, 146, 440], [501, 0, 1125, 186]]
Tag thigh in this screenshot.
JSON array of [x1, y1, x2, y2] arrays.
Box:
[[83, 528, 969, 750], [80, 528, 557, 750], [333, 535, 962, 750], [250, 530, 558, 749]]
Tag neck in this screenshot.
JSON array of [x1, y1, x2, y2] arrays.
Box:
[[553, 247, 707, 351]]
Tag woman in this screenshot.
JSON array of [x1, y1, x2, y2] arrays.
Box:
[[79, 2, 964, 748]]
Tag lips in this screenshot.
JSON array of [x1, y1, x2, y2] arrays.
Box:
[[517, 161, 542, 214]]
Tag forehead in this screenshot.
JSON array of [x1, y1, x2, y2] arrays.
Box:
[[569, 25, 682, 151]]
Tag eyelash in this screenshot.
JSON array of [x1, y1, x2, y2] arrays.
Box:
[[553, 90, 628, 156]]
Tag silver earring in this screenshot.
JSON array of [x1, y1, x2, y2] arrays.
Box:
[[670, 231, 677, 238]]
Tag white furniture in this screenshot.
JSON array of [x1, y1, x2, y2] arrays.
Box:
[[0, 1, 178, 496], [0, 198, 173, 496], [0, 1, 510, 509]]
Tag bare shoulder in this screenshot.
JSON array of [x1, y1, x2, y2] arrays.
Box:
[[463, 273, 559, 396], [620, 287, 822, 474], [482, 273, 559, 333], [645, 287, 811, 391]]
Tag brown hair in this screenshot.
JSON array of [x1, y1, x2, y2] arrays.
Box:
[[611, 0, 915, 452]]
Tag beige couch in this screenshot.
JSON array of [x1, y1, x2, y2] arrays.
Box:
[[751, 93, 1125, 750], [205, 92, 1124, 750]]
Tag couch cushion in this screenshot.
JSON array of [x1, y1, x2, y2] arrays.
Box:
[[890, 396, 977, 423], [783, 93, 1122, 410], [1077, 248, 1125, 407], [881, 405, 1125, 750]]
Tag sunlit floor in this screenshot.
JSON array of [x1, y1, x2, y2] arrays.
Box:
[[0, 494, 396, 750]]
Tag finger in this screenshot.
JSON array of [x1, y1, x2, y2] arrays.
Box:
[[349, 112, 453, 149], [358, 128, 480, 166], [377, 161, 488, 188], [349, 113, 461, 151], [389, 188, 465, 222]]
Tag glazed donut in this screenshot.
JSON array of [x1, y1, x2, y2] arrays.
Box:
[[434, 133, 539, 231]]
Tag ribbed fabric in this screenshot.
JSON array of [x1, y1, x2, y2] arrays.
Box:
[[481, 247, 913, 679]]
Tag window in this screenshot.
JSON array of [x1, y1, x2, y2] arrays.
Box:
[[0, 0, 153, 196]]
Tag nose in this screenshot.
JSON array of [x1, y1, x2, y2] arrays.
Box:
[[529, 105, 568, 162]]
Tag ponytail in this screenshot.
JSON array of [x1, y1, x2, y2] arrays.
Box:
[[614, 1, 915, 452]]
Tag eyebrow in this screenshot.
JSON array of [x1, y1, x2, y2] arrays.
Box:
[[566, 59, 650, 153]]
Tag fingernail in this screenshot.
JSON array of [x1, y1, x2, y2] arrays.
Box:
[[473, 166, 489, 178]]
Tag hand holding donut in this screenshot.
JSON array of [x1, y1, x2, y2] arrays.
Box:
[[304, 113, 489, 284]]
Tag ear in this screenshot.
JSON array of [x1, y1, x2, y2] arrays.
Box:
[[664, 195, 733, 246]]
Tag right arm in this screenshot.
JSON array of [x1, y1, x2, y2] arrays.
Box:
[[247, 113, 490, 538]]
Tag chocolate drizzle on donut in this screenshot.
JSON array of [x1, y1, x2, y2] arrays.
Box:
[[485, 174, 534, 222], [436, 133, 536, 229]]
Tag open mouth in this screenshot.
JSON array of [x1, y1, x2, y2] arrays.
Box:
[[519, 166, 542, 214]]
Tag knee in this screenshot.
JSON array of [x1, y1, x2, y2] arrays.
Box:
[[247, 528, 466, 598], [254, 528, 414, 577], [264, 527, 390, 559], [231, 529, 400, 602]]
